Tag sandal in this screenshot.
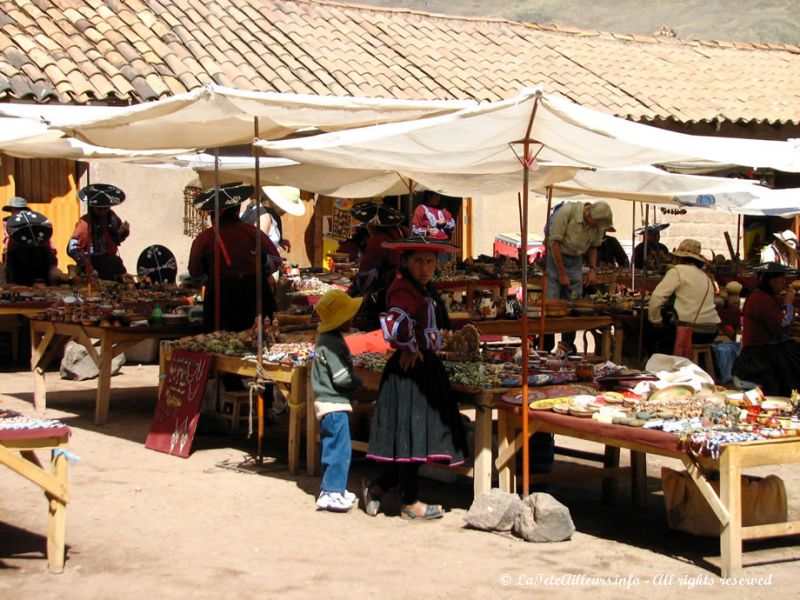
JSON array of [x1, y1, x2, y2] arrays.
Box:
[[399, 503, 444, 521], [361, 478, 382, 517]]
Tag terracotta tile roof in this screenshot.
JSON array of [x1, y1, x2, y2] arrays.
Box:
[[0, 0, 798, 125]]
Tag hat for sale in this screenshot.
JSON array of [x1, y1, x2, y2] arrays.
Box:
[[773, 229, 798, 249], [6, 210, 53, 246], [194, 182, 254, 212], [2, 196, 28, 212], [587, 201, 614, 229], [671, 238, 706, 262], [78, 183, 126, 207], [381, 235, 459, 254], [635, 223, 670, 235], [263, 186, 305, 216], [315, 290, 364, 333]]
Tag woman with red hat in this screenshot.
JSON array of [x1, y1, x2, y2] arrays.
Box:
[[362, 236, 468, 520]]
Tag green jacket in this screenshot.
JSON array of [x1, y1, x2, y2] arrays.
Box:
[[311, 331, 363, 418]]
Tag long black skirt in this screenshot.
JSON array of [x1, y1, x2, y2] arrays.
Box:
[[733, 340, 800, 396], [367, 349, 468, 466]]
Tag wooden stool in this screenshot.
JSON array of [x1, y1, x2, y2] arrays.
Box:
[[219, 390, 251, 430], [692, 344, 715, 379]]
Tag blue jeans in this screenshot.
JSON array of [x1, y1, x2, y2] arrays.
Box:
[[546, 251, 584, 347], [320, 411, 352, 494]]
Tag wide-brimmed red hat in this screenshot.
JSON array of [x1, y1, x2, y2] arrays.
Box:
[[381, 235, 459, 254]]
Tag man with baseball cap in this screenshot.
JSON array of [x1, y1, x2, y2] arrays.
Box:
[[546, 200, 614, 353]]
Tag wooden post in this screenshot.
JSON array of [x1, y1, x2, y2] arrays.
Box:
[[47, 439, 69, 573]]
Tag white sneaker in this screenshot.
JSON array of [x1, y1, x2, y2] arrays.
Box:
[[343, 490, 356, 504], [316, 491, 355, 512]]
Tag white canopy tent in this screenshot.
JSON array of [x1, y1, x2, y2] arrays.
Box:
[[0, 115, 191, 160], [50, 84, 475, 151], [255, 88, 800, 173]]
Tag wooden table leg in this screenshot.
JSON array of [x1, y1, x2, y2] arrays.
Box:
[[496, 411, 515, 493], [720, 445, 743, 578], [31, 322, 55, 413], [601, 327, 612, 362], [631, 451, 647, 508], [613, 327, 624, 365], [47, 441, 68, 573], [472, 405, 493, 495], [601, 445, 620, 504], [94, 331, 113, 426], [287, 373, 303, 476]]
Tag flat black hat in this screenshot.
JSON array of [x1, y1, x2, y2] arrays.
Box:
[[349, 203, 403, 226], [6, 210, 53, 246], [136, 245, 177, 284], [78, 183, 126, 207], [635, 223, 669, 235], [193, 182, 254, 212], [753, 261, 794, 275]]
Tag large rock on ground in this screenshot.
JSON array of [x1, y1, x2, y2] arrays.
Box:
[[60, 341, 126, 381], [512, 493, 575, 542], [464, 488, 524, 531]]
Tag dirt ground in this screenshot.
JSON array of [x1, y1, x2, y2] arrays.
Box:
[[1, 362, 799, 599]]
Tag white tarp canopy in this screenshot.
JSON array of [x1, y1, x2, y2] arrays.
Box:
[[50, 84, 475, 151], [0, 115, 190, 160], [256, 88, 800, 173]]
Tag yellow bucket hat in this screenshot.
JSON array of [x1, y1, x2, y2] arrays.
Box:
[[315, 290, 363, 333]]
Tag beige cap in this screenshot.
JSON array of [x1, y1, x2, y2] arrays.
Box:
[[672, 238, 706, 262], [588, 201, 613, 229]]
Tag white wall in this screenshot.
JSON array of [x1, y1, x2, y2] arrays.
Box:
[[86, 163, 198, 277]]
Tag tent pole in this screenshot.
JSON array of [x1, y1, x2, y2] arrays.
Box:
[[518, 94, 540, 499], [214, 148, 221, 332], [539, 189, 551, 352], [630, 201, 636, 291], [636, 204, 650, 366], [254, 117, 265, 464], [736, 214, 742, 259]]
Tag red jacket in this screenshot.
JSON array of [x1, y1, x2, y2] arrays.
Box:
[[380, 272, 442, 353], [189, 218, 280, 279], [741, 288, 791, 348]]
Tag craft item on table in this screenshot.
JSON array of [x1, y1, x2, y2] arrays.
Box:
[[440, 323, 481, 361], [446, 362, 505, 388], [685, 430, 774, 460], [0, 409, 66, 430], [259, 342, 316, 366], [352, 351, 391, 372], [501, 385, 597, 406]]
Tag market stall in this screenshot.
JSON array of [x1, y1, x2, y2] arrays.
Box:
[[0, 409, 70, 573], [494, 396, 800, 579]]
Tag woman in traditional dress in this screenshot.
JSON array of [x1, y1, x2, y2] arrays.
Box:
[[362, 236, 468, 520], [733, 261, 800, 396]]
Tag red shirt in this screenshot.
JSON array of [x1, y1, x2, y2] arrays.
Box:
[[380, 272, 441, 353], [741, 288, 790, 348], [189, 218, 279, 279]]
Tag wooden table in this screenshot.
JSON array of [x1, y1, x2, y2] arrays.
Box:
[[495, 406, 800, 578], [0, 423, 70, 573], [469, 315, 620, 363], [30, 319, 201, 425], [158, 347, 309, 475]]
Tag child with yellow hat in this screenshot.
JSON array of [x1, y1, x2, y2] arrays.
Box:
[[311, 289, 364, 512]]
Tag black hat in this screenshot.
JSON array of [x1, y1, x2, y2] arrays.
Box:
[[635, 223, 669, 235], [193, 182, 254, 212], [350, 203, 403, 226], [136, 245, 177, 284], [753, 261, 793, 274], [6, 210, 53, 246], [78, 183, 126, 207]]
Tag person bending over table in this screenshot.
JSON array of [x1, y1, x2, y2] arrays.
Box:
[[546, 200, 614, 355], [647, 239, 719, 356], [363, 236, 468, 520], [733, 261, 800, 396]]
